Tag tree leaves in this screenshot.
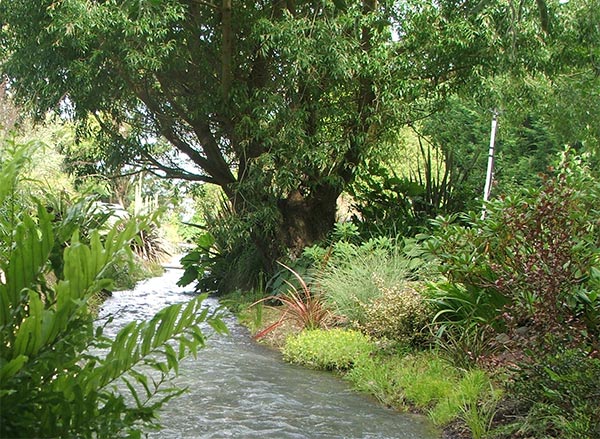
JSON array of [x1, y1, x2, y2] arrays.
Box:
[[0, 141, 227, 438]]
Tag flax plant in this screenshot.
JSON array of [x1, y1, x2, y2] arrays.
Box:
[[252, 262, 332, 339]]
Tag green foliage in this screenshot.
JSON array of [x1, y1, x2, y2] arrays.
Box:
[[357, 279, 432, 345], [508, 347, 600, 439], [179, 196, 271, 295], [345, 351, 501, 433], [349, 157, 427, 236], [179, 232, 218, 289], [434, 325, 502, 371], [313, 236, 430, 326], [318, 252, 404, 324], [454, 370, 502, 439], [130, 222, 171, 265], [427, 282, 509, 331], [349, 98, 490, 235], [34, 164, 169, 289], [0, 0, 405, 280], [6, 0, 594, 285], [342, 355, 404, 407], [425, 152, 600, 345], [425, 282, 509, 368], [253, 263, 332, 339], [104, 252, 164, 292], [282, 328, 373, 371], [415, 98, 490, 213], [0, 142, 226, 438]]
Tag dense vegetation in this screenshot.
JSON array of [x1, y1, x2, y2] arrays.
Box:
[[245, 154, 600, 438], [1, 0, 599, 437], [0, 138, 227, 437]]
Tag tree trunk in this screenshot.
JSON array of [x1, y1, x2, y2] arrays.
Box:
[[277, 185, 340, 258], [229, 183, 340, 278]]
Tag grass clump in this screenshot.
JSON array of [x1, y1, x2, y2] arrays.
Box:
[[282, 328, 373, 371], [345, 351, 500, 432], [317, 252, 415, 325]]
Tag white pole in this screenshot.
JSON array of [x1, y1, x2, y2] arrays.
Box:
[[481, 109, 498, 220]]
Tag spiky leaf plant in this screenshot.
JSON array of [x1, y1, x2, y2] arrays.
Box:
[[252, 262, 332, 339]]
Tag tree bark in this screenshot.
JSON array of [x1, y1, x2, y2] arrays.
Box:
[[277, 184, 341, 258]]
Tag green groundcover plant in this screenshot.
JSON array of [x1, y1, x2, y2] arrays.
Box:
[[282, 328, 373, 371], [345, 351, 501, 436], [0, 141, 227, 438]]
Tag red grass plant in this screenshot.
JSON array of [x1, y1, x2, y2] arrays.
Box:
[[252, 262, 332, 339]]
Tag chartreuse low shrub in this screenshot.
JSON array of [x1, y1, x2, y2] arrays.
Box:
[[357, 278, 433, 345], [282, 328, 373, 370]]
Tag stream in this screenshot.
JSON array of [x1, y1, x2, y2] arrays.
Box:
[[98, 268, 440, 439]]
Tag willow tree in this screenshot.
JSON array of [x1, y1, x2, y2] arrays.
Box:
[[1, 0, 400, 269], [2, 0, 576, 276]]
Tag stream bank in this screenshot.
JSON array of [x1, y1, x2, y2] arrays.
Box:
[[99, 268, 440, 438]]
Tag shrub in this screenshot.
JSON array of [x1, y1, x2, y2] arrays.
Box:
[[316, 246, 422, 326], [358, 277, 433, 345], [427, 282, 509, 331], [425, 151, 600, 346], [282, 328, 373, 370], [507, 346, 600, 439], [298, 229, 435, 330]]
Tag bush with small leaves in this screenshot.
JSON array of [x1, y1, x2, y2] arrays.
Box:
[[358, 277, 433, 345], [282, 328, 373, 371]]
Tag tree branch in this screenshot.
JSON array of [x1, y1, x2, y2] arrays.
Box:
[[221, 0, 233, 98]]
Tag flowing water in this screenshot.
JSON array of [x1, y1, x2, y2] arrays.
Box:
[[98, 268, 440, 439]]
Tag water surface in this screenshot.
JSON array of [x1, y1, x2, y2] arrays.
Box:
[[99, 269, 439, 439]]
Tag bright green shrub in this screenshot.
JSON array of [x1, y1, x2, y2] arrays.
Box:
[[282, 328, 373, 370], [358, 278, 433, 344]]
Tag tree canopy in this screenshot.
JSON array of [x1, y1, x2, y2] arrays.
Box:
[[1, 0, 597, 279]]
